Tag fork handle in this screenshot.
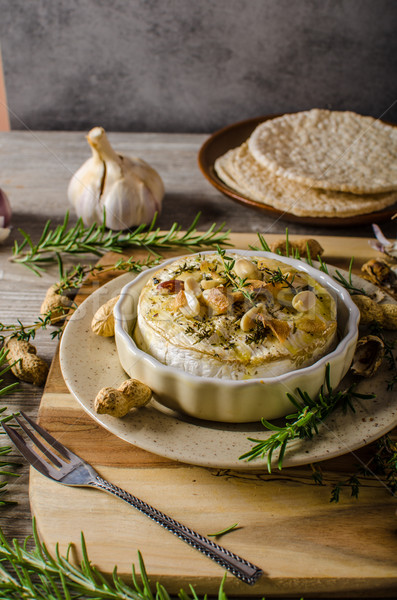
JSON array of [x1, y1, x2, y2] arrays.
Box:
[[92, 476, 262, 585]]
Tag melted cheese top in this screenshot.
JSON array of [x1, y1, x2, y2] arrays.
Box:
[[133, 253, 337, 380]]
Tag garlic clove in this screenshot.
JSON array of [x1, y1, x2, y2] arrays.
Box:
[[240, 304, 262, 332], [74, 184, 103, 227], [233, 258, 260, 280], [40, 284, 72, 322], [292, 290, 316, 312], [184, 276, 202, 297], [123, 155, 164, 211], [179, 290, 201, 317], [68, 137, 105, 227], [87, 126, 120, 159], [102, 176, 140, 231]]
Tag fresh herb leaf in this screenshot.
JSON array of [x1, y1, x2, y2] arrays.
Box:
[[262, 266, 295, 289], [217, 247, 254, 303], [207, 523, 239, 537], [240, 364, 375, 472], [0, 313, 65, 345], [332, 257, 370, 296], [0, 519, 230, 599], [56, 255, 160, 291], [12, 212, 231, 276], [245, 320, 268, 345]]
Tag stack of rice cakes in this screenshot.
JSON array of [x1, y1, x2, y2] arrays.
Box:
[[214, 109, 397, 218]]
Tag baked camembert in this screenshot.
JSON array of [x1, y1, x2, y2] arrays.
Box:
[[133, 252, 337, 379]]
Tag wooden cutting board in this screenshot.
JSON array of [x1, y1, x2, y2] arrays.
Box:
[[30, 234, 397, 598]]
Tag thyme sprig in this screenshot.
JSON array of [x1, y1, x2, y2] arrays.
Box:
[[368, 434, 397, 496], [217, 247, 254, 302], [312, 434, 397, 502], [0, 257, 162, 345], [12, 212, 231, 276], [0, 520, 229, 599], [216, 247, 293, 305], [330, 475, 361, 503], [262, 266, 295, 289], [0, 313, 65, 345], [240, 364, 375, 472], [56, 255, 160, 291]]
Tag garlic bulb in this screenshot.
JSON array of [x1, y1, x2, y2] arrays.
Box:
[[68, 127, 164, 230]]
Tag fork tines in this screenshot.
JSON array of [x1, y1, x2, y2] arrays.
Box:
[[2, 411, 77, 479]]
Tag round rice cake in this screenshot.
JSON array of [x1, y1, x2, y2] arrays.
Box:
[[215, 144, 397, 217], [248, 109, 397, 194], [214, 143, 397, 218], [214, 147, 259, 202]]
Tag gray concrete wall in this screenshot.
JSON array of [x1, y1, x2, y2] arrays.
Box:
[[0, 0, 396, 132]]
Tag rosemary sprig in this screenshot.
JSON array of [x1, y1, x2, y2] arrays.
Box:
[[253, 229, 309, 260], [255, 231, 372, 298], [12, 212, 231, 276], [324, 256, 369, 296], [293, 240, 370, 297], [0, 441, 20, 508], [299, 244, 370, 297], [253, 232, 272, 254], [240, 364, 375, 472], [207, 523, 239, 537], [0, 519, 229, 599], [369, 434, 397, 495]]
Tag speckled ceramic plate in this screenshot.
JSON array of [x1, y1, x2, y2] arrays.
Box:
[[59, 269, 397, 470]]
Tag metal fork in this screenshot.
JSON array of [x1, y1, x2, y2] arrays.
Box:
[[3, 411, 262, 585]]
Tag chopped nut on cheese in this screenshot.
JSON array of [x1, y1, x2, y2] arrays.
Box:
[[201, 287, 230, 315]]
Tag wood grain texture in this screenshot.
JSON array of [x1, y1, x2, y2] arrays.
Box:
[[0, 128, 395, 598], [1, 130, 396, 239], [29, 235, 397, 598], [0, 45, 10, 131]]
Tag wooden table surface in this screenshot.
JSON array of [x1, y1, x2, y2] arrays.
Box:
[[1, 130, 396, 598]]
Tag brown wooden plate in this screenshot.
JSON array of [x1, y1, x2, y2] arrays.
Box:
[[198, 114, 397, 227]]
